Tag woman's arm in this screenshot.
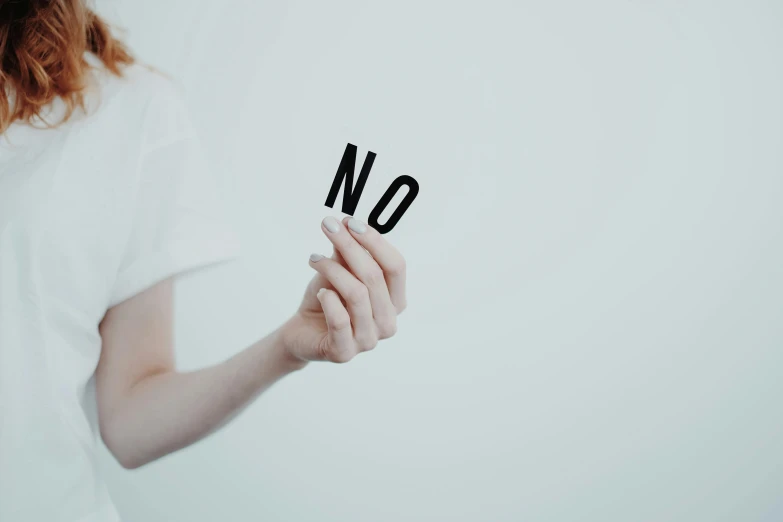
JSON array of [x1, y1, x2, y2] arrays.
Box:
[[96, 278, 306, 470], [96, 216, 406, 469]]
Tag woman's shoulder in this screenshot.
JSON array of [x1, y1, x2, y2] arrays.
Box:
[[87, 59, 194, 148]]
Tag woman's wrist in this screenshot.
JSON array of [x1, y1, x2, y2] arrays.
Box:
[[267, 321, 310, 373]]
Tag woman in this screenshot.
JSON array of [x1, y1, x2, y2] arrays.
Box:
[[0, 2, 407, 521]]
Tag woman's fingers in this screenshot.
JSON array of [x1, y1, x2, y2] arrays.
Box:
[[321, 216, 399, 337], [309, 253, 378, 352], [315, 288, 356, 363], [341, 216, 407, 314], [308, 215, 406, 364]]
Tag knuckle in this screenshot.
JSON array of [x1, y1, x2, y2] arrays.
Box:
[[330, 315, 351, 332], [333, 321, 351, 333], [358, 336, 378, 352], [363, 266, 385, 287], [377, 318, 397, 339], [329, 348, 356, 364], [346, 285, 369, 305], [388, 257, 407, 277]]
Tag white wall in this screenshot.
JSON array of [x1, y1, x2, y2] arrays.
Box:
[[95, 1, 783, 520]]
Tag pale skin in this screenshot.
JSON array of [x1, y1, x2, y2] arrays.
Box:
[[96, 215, 406, 469]]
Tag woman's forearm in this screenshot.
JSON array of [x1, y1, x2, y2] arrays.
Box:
[[100, 325, 307, 469]]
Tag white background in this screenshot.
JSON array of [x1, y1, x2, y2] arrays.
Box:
[[95, 1, 783, 521]]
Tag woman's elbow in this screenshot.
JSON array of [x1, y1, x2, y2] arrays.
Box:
[[99, 420, 147, 470]]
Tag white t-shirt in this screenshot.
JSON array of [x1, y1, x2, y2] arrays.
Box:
[[0, 58, 242, 521]]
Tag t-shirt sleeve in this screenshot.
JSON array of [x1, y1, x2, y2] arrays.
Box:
[[107, 81, 242, 308]]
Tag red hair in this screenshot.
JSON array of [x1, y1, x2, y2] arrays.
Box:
[[0, 0, 134, 133]]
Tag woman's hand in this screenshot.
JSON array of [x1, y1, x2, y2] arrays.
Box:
[[280, 216, 407, 364]]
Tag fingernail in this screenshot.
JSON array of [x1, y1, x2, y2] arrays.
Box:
[[347, 217, 366, 234], [322, 216, 340, 233], [317, 288, 326, 297], [309, 253, 325, 262]]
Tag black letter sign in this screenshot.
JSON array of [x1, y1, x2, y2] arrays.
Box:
[[367, 175, 419, 234], [325, 143, 419, 234], [324, 143, 376, 216]]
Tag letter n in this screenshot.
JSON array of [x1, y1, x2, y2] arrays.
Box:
[[324, 143, 376, 215]]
